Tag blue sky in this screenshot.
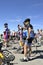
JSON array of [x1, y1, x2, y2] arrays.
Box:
[[0, 0, 43, 34]]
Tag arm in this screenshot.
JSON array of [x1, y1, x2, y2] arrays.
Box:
[[27, 27, 32, 39]]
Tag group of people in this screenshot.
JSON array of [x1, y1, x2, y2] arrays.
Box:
[[0, 18, 43, 63], [17, 18, 43, 62]]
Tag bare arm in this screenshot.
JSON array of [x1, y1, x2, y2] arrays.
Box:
[[27, 27, 32, 39]]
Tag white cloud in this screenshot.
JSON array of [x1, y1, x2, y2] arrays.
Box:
[[27, 15, 40, 19], [15, 18, 22, 22], [4, 17, 22, 23], [33, 24, 41, 27]]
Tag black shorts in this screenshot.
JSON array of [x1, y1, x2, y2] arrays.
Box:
[[22, 36, 27, 40], [28, 38, 34, 43], [8, 35, 10, 39]]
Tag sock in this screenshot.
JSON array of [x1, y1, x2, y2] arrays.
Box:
[[24, 57, 28, 60]]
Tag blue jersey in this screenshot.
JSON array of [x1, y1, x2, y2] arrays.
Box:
[[22, 30, 28, 39], [5, 28, 9, 35], [30, 31, 34, 38], [5, 28, 10, 38]]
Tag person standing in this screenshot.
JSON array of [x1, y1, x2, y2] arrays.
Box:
[[20, 18, 34, 62], [3, 23, 10, 48]]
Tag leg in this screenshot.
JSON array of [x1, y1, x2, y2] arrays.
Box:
[[24, 44, 28, 58], [20, 40, 28, 62], [29, 45, 32, 57]]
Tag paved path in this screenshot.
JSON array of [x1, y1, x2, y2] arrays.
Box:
[[1, 40, 43, 65], [7, 41, 43, 65]]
